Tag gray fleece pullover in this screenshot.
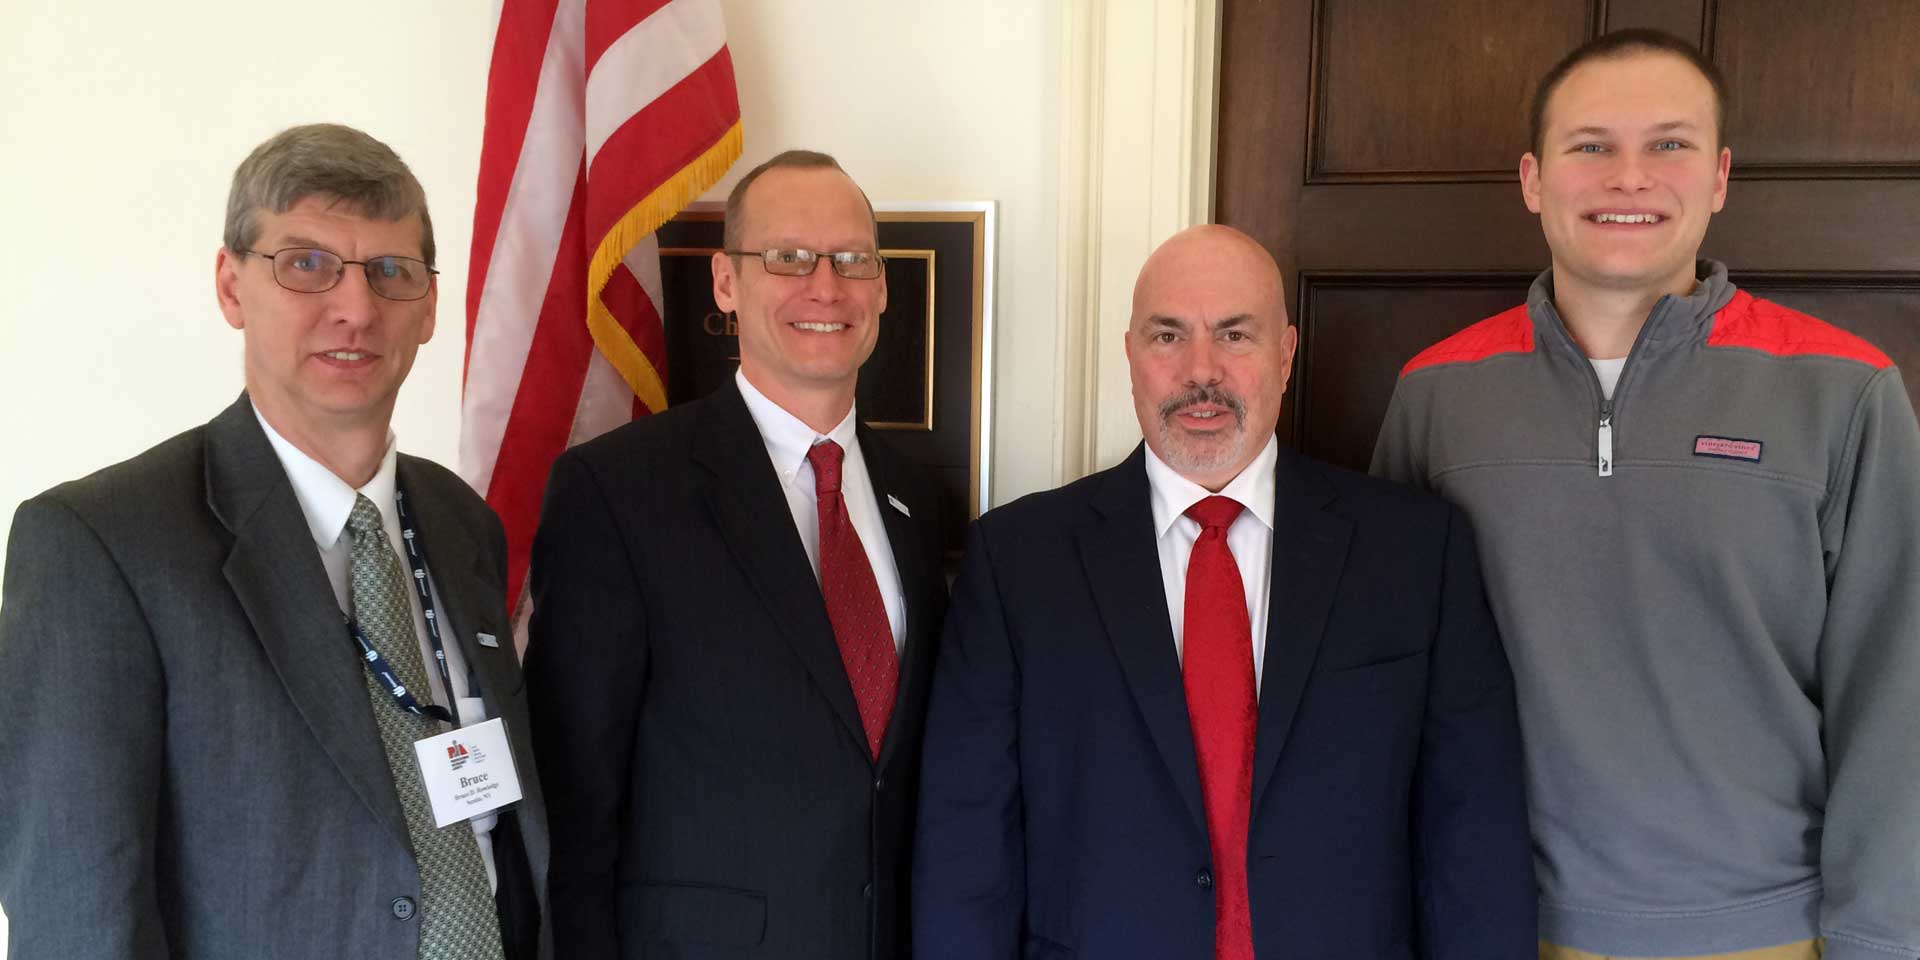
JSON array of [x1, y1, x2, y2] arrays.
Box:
[[1372, 262, 1920, 960]]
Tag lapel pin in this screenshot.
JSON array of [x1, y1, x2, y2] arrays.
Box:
[[476, 632, 501, 649], [887, 494, 911, 517]]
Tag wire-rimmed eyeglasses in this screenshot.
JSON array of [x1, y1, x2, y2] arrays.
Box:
[[725, 247, 885, 280], [240, 247, 438, 301]]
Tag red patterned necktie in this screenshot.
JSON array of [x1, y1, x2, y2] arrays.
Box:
[[1182, 495, 1256, 960], [807, 439, 898, 760]]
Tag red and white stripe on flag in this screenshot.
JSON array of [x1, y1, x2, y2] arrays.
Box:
[[461, 0, 742, 624]]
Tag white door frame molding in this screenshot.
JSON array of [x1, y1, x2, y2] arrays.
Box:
[[1054, 0, 1222, 482]]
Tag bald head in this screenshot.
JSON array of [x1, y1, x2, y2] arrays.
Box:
[[1132, 224, 1285, 322], [1125, 225, 1298, 490]]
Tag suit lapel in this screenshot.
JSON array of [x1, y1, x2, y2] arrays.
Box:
[[1250, 447, 1352, 811], [1077, 448, 1207, 833], [204, 396, 410, 848], [859, 425, 935, 773], [693, 385, 870, 758]]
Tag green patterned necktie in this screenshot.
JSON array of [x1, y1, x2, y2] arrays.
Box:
[[348, 494, 506, 960]]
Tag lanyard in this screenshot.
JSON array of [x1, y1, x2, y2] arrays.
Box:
[[345, 488, 466, 726]]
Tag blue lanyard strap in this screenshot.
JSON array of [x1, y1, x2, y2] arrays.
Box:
[[347, 619, 453, 723], [345, 488, 467, 726]]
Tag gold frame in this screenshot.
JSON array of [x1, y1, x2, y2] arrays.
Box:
[[880, 210, 990, 515]]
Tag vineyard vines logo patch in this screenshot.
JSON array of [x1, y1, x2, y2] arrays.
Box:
[[1694, 435, 1763, 463]]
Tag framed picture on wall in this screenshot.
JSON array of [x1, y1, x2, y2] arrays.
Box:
[[656, 201, 996, 554]]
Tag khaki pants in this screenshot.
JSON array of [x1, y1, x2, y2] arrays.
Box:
[[1540, 940, 1822, 960]]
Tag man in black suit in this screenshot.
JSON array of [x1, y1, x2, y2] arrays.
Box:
[[526, 150, 949, 959], [913, 225, 1535, 959]]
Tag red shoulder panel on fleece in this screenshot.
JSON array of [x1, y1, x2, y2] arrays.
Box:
[[1706, 289, 1892, 368], [1399, 305, 1535, 378]]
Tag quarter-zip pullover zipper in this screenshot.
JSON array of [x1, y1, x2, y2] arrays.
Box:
[[1597, 405, 1614, 477], [1542, 296, 1670, 478]]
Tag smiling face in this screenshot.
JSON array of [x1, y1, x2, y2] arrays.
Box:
[[712, 165, 886, 421], [215, 195, 436, 449], [1521, 50, 1731, 302], [1125, 225, 1298, 491]]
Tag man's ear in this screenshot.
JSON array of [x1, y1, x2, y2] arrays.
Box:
[[1711, 145, 1731, 213], [712, 251, 738, 312], [419, 277, 438, 345], [1276, 324, 1301, 394], [1520, 152, 1544, 214], [215, 247, 247, 330]]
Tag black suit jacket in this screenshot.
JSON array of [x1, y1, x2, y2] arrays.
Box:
[[0, 394, 548, 960], [526, 381, 949, 960], [913, 445, 1535, 959]]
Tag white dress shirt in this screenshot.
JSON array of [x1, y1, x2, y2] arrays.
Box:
[[1143, 435, 1279, 695], [735, 370, 907, 653], [253, 406, 499, 889]]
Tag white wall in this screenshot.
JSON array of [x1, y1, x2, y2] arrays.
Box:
[[0, 1, 1065, 950]]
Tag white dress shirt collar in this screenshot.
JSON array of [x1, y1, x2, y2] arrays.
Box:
[[736, 368, 861, 477], [733, 368, 907, 652], [1143, 434, 1280, 538], [1142, 434, 1280, 693], [252, 404, 401, 546]]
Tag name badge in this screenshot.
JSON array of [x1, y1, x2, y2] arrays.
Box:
[[412, 717, 525, 829]]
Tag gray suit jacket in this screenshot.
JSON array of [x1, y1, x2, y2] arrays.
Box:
[[0, 394, 550, 960]]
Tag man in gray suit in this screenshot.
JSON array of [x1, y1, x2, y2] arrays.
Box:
[[0, 123, 548, 960]]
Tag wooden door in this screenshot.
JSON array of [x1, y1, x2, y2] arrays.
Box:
[[1216, 0, 1920, 471]]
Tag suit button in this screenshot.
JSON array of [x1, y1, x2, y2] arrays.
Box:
[[391, 896, 416, 920], [873, 776, 885, 792], [863, 882, 875, 900], [1195, 869, 1213, 889]]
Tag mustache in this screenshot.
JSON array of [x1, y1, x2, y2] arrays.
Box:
[[1158, 385, 1246, 423]]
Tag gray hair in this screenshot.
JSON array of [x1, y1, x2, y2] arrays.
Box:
[[722, 148, 876, 251], [224, 123, 435, 267]]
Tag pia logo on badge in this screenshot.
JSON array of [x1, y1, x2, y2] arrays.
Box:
[[447, 740, 471, 771]]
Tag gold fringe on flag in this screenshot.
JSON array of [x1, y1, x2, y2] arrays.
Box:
[[585, 119, 745, 414]]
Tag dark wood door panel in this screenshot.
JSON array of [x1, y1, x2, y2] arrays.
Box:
[[1600, 0, 1709, 39], [1712, 0, 1920, 174], [1309, 0, 1596, 181], [1703, 180, 1920, 271], [1219, 0, 1315, 284], [1291, 275, 1534, 470], [1292, 182, 1548, 270]]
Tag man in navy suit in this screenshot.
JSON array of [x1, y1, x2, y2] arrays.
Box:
[[912, 225, 1535, 959]]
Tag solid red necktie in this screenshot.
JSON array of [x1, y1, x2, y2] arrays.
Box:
[[807, 439, 898, 760], [1182, 495, 1256, 960]]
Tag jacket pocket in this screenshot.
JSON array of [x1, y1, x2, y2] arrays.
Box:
[[1317, 647, 1428, 697], [1322, 645, 1428, 674], [633, 881, 767, 947]]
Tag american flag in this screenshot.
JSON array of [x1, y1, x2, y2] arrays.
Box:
[[460, 0, 742, 637]]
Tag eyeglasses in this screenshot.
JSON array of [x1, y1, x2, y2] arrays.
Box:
[[240, 247, 438, 301], [725, 247, 885, 280]]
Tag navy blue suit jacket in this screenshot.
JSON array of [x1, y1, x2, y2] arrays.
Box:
[[913, 445, 1534, 959]]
